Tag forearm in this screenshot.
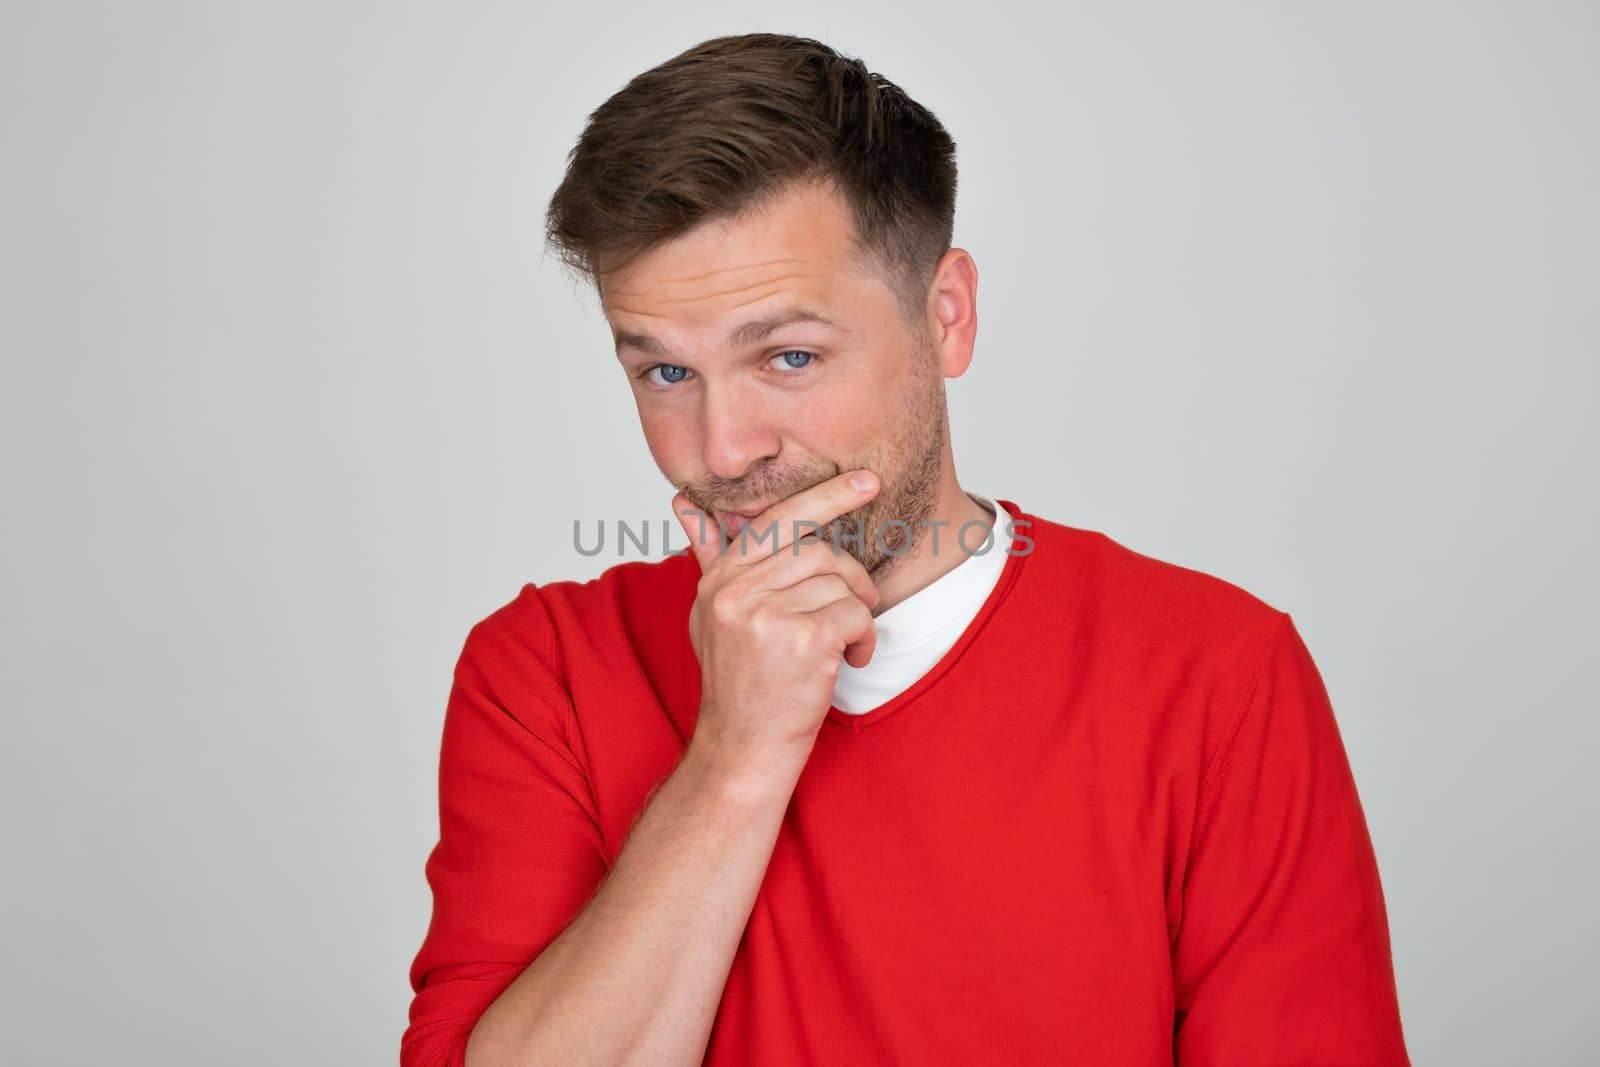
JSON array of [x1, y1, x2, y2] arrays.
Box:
[[464, 734, 802, 1066]]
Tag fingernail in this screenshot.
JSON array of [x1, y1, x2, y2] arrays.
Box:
[[849, 471, 877, 492]]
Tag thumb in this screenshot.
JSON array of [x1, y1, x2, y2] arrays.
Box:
[[671, 493, 721, 574], [842, 623, 877, 669], [843, 601, 878, 669]]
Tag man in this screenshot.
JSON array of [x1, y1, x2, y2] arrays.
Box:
[[402, 32, 1411, 1066]]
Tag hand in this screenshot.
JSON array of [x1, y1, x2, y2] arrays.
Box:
[[672, 470, 882, 771]]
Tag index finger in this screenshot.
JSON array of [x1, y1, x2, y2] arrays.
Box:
[[725, 468, 880, 566]]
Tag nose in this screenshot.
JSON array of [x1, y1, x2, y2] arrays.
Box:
[[700, 379, 780, 481]]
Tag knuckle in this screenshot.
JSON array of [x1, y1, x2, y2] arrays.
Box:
[[800, 539, 846, 572], [788, 617, 824, 658], [839, 553, 869, 580], [747, 602, 779, 638], [709, 586, 743, 626]]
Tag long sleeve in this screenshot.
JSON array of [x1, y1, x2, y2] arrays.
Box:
[[401, 588, 611, 1067], [1171, 612, 1410, 1065]]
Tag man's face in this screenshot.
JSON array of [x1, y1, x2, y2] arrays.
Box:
[[601, 179, 948, 576]]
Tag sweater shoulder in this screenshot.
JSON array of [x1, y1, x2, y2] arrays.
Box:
[[461, 551, 699, 677], [1020, 510, 1290, 660]]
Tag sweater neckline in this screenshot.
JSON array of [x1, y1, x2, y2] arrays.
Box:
[[823, 498, 1032, 730]]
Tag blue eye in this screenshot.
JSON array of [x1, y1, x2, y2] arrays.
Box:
[[643, 363, 690, 386], [637, 351, 815, 389]]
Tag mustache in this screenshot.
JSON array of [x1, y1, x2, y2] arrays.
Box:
[[681, 462, 844, 512]]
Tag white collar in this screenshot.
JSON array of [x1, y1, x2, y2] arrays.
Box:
[[831, 494, 1012, 714]]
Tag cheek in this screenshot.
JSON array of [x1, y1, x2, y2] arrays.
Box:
[[637, 413, 699, 476], [782, 371, 878, 434]]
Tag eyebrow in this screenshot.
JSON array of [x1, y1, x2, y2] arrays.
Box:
[[612, 309, 848, 361]]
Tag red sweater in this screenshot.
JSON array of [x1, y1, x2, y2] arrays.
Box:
[[402, 500, 1411, 1065]]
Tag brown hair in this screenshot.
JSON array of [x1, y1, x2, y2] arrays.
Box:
[[544, 33, 958, 326]]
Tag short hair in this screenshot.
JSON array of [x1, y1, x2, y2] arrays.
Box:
[[544, 33, 958, 326]]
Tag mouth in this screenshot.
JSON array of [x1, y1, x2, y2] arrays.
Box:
[[715, 501, 782, 535], [719, 509, 764, 536]]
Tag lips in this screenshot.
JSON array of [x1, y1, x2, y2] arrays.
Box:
[[722, 510, 763, 536], [716, 501, 780, 535]]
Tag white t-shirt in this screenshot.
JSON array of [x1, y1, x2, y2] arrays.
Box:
[[830, 493, 1014, 715]]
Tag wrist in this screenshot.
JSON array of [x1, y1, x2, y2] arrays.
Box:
[[683, 730, 807, 808]]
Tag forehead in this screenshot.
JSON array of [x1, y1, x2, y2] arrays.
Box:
[[600, 181, 882, 339]]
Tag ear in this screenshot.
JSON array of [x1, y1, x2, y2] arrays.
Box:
[[927, 248, 979, 379]]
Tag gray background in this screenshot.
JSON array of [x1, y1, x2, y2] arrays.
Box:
[[3, 1, 1595, 1063]]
